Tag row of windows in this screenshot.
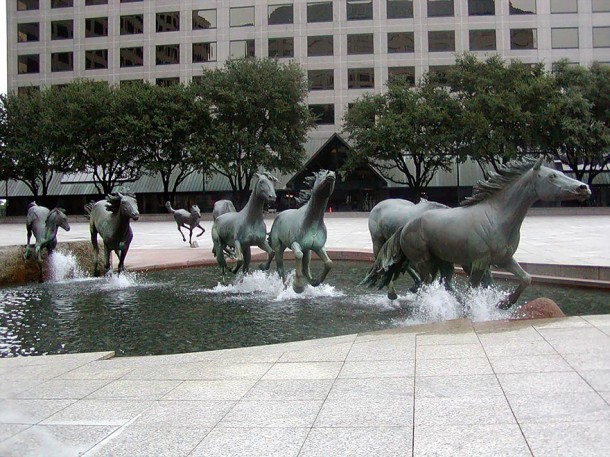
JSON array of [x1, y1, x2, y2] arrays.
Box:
[[17, 26, 610, 73], [18, 0, 140, 9], [16, 1, 610, 27]]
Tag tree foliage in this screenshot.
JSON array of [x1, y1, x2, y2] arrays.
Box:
[[193, 58, 312, 206], [0, 88, 70, 197], [343, 76, 463, 199], [547, 61, 610, 186], [445, 54, 555, 174]]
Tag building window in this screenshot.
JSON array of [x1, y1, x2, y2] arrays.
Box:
[[230, 7, 255, 27], [51, 52, 73, 72], [592, 1, 610, 12], [307, 2, 333, 22], [307, 35, 334, 56], [156, 44, 180, 65], [347, 1, 373, 20], [86, 0, 107, 5], [157, 12, 180, 32], [551, 28, 579, 49], [268, 4, 293, 25], [388, 32, 414, 53], [347, 34, 374, 54], [85, 17, 108, 38], [468, 0, 495, 15], [17, 23, 39, 42], [17, 1, 39, 10], [268, 37, 294, 58], [230, 40, 255, 58], [388, 66, 415, 85], [17, 54, 39, 74], [469, 29, 496, 50], [192, 42, 217, 62], [550, 0, 577, 13], [193, 9, 216, 29], [309, 104, 335, 125], [428, 31, 455, 52], [428, 65, 453, 84], [85, 49, 108, 69], [428, 0, 454, 17], [387, 0, 414, 18], [510, 28, 537, 49], [308, 69, 334, 90], [348, 68, 375, 89], [593, 27, 610, 48], [121, 0, 142, 3], [157, 77, 180, 87], [51, 0, 73, 8], [120, 46, 144, 67], [121, 14, 144, 35], [51, 20, 74, 40], [510, 0, 536, 14]]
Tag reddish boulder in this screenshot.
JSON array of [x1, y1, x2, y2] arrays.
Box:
[[511, 297, 565, 320]]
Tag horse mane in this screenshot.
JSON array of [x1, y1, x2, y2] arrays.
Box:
[[296, 170, 327, 206], [105, 187, 136, 213], [259, 172, 278, 183], [460, 159, 537, 207]]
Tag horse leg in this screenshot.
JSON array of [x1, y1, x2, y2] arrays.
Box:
[[437, 259, 455, 292], [310, 248, 333, 287], [275, 248, 286, 280], [24, 225, 33, 259], [91, 229, 100, 277], [117, 245, 130, 274], [195, 224, 205, 237], [496, 257, 531, 310], [256, 239, 275, 271], [177, 224, 186, 242], [242, 246, 252, 274], [404, 262, 422, 294], [103, 245, 112, 276], [302, 250, 313, 281], [291, 241, 306, 293], [231, 241, 244, 274]]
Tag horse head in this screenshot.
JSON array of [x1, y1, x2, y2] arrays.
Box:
[[531, 157, 591, 203], [190, 205, 201, 217], [107, 191, 140, 221], [255, 172, 277, 205], [312, 170, 336, 199], [47, 208, 71, 232]]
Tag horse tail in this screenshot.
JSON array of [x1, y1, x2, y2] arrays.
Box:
[[361, 228, 405, 289], [165, 201, 175, 214], [84, 201, 95, 220]]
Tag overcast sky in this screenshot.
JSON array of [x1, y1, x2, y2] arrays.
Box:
[[1, 2, 7, 94]]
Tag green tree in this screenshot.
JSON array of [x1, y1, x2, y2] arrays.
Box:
[[342, 76, 463, 200], [193, 58, 312, 206], [58, 80, 144, 195], [0, 88, 70, 197], [445, 53, 555, 174], [547, 61, 610, 187], [136, 82, 208, 208]]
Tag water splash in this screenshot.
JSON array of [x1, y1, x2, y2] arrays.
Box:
[[48, 251, 86, 282], [202, 270, 345, 301], [102, 271, 141, 290]]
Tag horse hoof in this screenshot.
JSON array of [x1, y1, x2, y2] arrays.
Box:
[[388, 291, 398, 300], [190, 241, 199, 248], [293, 284, 305, 294], [496, 299, 513, 310]]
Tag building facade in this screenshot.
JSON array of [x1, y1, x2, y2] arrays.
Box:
[[5, 0, 610, 210]]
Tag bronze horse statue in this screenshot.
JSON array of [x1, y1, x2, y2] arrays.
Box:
[[211, 173, 277, 275], [24, 202, 70, 262], [366, 157, 590, 309], [212, 200, 236, 221], [366, 198, 448, 299], [165, 201, 205, 246], [85, 190, 140, 276], [263, 170, 336, 293]]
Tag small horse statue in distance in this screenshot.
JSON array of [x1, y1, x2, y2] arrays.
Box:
[[366, 156, 591, 309], [85, 189, 140, 276], [365, 198, 448, 299], [165, 201, 205, 247], [263, 169, 336, 293], [211, 173, 277, 275], [24, 202, 71, 264]]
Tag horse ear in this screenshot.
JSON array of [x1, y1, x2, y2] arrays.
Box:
[[533, 155, 544, 171]]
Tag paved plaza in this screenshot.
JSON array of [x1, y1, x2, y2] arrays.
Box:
[[0, 211, 609, 455]]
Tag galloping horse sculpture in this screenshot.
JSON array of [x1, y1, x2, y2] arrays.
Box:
[[24, 202, 71, 262], [211, 173, 277, 275], [263, 170, 336, 293], [85, 190, 140, 276], [366, 157, 590, 309], [165, 201, 205, 246], [366, 198, 447, 299]]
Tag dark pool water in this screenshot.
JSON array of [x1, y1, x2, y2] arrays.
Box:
[[1, 260, 608, 357]]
